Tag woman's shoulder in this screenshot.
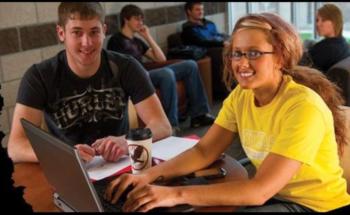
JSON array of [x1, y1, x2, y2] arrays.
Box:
[[283, 76, 329, 111]]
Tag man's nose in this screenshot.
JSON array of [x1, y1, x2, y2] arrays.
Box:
[[82, 34, 92, 46]]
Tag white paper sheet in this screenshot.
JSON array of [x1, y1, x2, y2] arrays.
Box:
[[86, 155, 130, 181], [86, 136, 198, 180], [152, 136, 198, 161]]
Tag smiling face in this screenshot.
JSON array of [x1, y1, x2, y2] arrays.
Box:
[[56, 14, 106, 74], [231, 28, 282, 91]]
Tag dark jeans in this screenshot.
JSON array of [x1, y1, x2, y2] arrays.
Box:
[[235, 198, 314, 212], [148, 60, 210, 126]]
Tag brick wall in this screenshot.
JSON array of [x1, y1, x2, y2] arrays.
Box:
[[0, 2, 228, 147]]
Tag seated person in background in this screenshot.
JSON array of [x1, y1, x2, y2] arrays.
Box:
[[105, 13, 350, 212], [107, 4, 215, 132], [300, 3, 350, 73], [7, 2, 172, 163], [182, 2, 230, 99], [182, 2, 229, 47]]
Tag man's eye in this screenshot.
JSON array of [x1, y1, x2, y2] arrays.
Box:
[[91, 30, 100, 35], [72, 31, 81, 35]]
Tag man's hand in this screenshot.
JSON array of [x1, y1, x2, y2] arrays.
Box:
[[138, 25, 151, 39], [75, 144, 96, 162], [92, 136, 128, 162]]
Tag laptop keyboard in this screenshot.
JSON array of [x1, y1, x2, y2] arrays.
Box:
[[93, 179, 123, 212]]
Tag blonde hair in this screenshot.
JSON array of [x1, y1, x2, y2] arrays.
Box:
[[317, 3, 343, 37], [223, 13, 347, 155]]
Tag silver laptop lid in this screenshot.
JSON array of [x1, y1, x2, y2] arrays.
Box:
[[20, 118, 103, 212]]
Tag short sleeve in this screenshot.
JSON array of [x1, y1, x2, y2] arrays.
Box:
[[16, 65, 47, 110], [214, 90, 238, 132], [120, 56, 155, 104]]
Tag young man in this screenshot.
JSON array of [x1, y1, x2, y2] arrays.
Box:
[[7, 2, 172, 163], [182, 2, 229, 48], [107, 4, 215, 132], [182, 2, 230, 99]]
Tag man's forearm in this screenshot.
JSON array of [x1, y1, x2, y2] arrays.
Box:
[[145, 36, 166, 62], [147, 122, 171, 142], [8, 140, 38, 163]]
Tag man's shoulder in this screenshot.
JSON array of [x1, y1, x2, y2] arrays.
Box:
[[104, 49, 139, 67], [182, 21, 196, 29], [105, 49, 132, 60], [110, 32, 124, 40], [27, 50, 64, 76], [182, 18, 215, 29]]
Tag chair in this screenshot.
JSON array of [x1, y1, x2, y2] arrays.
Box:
[[326, 56, 350, 106]]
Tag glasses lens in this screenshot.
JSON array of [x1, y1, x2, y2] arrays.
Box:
[[232, 51, 242, 60], [247, 51, 262, 59]]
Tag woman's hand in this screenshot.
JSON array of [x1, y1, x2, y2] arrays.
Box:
[[92, 136, 128, 162], [123, 184, 179, 212], [104, 173, 147, 204]]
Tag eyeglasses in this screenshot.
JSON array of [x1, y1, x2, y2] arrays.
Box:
[[228, 50, 274, 61]]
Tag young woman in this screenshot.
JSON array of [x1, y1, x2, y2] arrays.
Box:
[[306, 3, 350, 72], [104, 13, 350, 212]]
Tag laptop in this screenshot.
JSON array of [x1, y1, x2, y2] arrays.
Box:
[[20, 118, 197, 212]]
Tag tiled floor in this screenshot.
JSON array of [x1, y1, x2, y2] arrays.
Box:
[[177, 100, 256, 177]]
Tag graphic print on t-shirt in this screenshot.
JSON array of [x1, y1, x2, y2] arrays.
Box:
[[51, 84, 125, 129]]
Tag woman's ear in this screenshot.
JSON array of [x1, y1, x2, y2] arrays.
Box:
[[274, 55, 284, 71]]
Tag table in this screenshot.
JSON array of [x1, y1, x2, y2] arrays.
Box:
[[13, 155, 248, 212]]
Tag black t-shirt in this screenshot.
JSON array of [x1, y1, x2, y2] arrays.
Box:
[[309, 36, 350, 72], [17, 49, 155, 146], [107, 32, 149, 63]]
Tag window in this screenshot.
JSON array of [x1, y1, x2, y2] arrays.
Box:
[[228, 2, 247, 34], [228, 2, 321, 42], [293, 2, 316, 41]]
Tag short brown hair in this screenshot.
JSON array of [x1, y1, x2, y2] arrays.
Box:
[[120, 4, 144, 27], [184, 2, 203, 16], [58, 2, 105, 27], [317, 3, 343, 37]]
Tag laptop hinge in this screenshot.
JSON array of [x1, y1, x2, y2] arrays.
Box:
[[53, 193, 75, 212]]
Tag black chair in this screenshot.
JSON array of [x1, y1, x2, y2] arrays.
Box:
[[326, 56, 350, 106]]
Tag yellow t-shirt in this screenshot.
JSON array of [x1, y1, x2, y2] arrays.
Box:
[[215, 75, 350, 212]]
